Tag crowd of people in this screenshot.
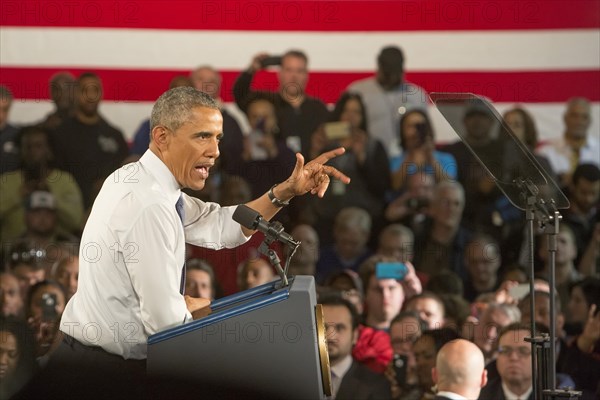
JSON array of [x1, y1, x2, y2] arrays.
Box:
[[0, 45, 599, 399]]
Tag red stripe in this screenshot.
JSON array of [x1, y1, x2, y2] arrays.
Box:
[[1, 67, 599, 103], [1, 0, 598, 31]]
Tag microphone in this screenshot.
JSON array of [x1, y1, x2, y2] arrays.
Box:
[[233, 204, 299, 248]]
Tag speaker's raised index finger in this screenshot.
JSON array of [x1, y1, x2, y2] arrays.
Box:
[[311, 147, 346, 165]]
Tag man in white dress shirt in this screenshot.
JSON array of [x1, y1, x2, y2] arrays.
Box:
[[33, 87, 349, 397], [536, 97, 600, 187]]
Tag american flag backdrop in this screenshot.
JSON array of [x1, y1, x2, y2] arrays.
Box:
[[1, 0, 599, 143]]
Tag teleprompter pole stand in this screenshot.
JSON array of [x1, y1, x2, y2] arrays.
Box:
[[517, 179, 581, 400]]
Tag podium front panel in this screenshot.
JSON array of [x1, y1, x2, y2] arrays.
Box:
[[147, 276, 330, 399]]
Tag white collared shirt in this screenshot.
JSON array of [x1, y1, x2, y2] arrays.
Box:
[[60, 150, 249, 359], [536, 135, 600, 175], [435, 391, 468, 400], [502, 382, 533, 400], [330, 354, 354, 398]]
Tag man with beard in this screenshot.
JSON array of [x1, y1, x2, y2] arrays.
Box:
[[233, 50, 329, 157], [322, 295, 391, 399], [52, 72, 128, 209], [0, 125, 83, 241]]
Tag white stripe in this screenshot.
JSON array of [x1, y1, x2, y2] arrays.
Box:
[[9, 100, 600, 144], [1, 27, 598, 71]]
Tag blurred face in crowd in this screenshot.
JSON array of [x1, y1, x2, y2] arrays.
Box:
[[568, 286, 590, 324], [464, 112, 494, 143], [570, 177, 600, 214], [240, 258, 275, 291], [473, 307, 513, 360], [431, 186, 464, 229], [26, 208, 57, 236], [50, 73, 76, 111], [365, 276, 404, 324], [21, 130, 52, 167], [378, 231, 412, 263], [504, 110, 526, 143], [190, 67, 221, 100], [406, 171, 435, 202], [220, 178, 252, 207], [0, 97, 11, 130], [0, 330, 19, 381], [564, 100, 591, 140], [287, 225, 319, 274], [406, 298, 445, 330], [247, 99, 277, 134], [402, 112, 430, 151], [185, 269, 213, 300], [0, 274, 23, 318], [334, 225, 369, 260], [12, 264, 45, 302], [323, 304, 357, 366], [496, 329, 532, 389], [278, 54, 308, 99], [328, 274, 364, 316], [54, 257, 79, 300], [76, 75, 102, 117], [465, 240, 501, 292], [520, 293, 564, 338], [538, 229, 576, 265], [413, 335, 436, 390], [155, 106, 222, 191], [340, 98, 364, 130], [390, 315, 421, 356]]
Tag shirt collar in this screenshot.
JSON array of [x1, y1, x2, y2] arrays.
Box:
[[436, 391, 468, 400], [502, 382, 532, 400], [139, 149, 181, 205], [330, 354, 353, 381]]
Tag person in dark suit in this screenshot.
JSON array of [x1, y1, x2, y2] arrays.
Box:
[[479, 323, 534, 400], [432, 339, 487, 400], [321, 295, 391, 400]]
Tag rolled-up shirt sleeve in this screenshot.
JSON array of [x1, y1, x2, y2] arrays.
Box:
[[182, 195, 250, 249]]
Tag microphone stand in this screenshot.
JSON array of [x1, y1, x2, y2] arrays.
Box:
[[257, 219, 300, 289]]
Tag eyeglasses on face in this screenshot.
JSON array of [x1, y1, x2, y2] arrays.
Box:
[[497, 345, 531, 358]]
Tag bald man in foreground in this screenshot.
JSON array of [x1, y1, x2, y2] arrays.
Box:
[[432, 339, 488, 400]]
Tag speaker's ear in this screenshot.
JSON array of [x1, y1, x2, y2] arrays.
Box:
[[151, 126, 169, 148]]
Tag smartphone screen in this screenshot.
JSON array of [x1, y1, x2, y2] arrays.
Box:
[[261, 56, 282, 67], [323, 121, 351, 141], [376, 262, 408, 281], [41, 292, 58, 322], [393, 354, 408, 387]]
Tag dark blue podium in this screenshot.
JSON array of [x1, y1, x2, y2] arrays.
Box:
[[147, 275, 331, 399]]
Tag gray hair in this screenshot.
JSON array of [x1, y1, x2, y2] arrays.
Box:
[[379, 223, 414, 244], [150, 86, 219, 133], [484, 302, 521, 324], [434, 180, 465, 203], [334, 206, 372, 233]]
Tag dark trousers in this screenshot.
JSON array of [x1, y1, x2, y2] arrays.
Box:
[[16, 335, 147, 399]]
